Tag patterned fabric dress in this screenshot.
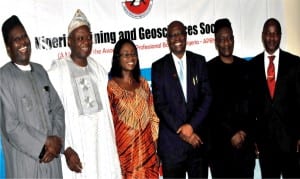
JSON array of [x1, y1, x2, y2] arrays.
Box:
[[108, 77, 159, 179]]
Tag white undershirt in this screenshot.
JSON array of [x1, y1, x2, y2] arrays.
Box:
[[14, 63, 31, 71]]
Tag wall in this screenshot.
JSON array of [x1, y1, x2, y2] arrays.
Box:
[[285, 0, 300, 56]]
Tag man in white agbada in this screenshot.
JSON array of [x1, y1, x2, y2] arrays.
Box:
[[48, 9, 121, 179]]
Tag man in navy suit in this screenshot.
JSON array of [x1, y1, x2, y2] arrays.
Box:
[[249, 18, 300, 178], [151, 20, 212, 178]]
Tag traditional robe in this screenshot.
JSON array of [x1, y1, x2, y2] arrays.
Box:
[[107, 78, 159, 178], [48, 57, 121, 179], [0, 62, 65, 178]]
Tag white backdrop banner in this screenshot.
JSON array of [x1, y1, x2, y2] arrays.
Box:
[[0, 0, 285, 79]]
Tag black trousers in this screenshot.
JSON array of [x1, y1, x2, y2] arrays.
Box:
[[259, 150, 300, 179], [209, 147, 255, 179], [161, 150, 208, 179]]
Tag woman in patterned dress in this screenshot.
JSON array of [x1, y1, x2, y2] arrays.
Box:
[[108, 38, 159, 179]]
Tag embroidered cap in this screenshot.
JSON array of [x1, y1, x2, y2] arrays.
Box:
[[68, 9, 90, 35]]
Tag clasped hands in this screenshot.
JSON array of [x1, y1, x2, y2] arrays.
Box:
[[39, 135, 62, 163], [177, 124, 203, 148], [231, 130, 246, 149]]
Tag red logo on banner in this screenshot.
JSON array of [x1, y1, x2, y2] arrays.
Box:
[[122, 0, 153, 19]]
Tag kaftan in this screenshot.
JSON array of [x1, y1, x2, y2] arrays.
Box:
[[0, 62, 65, 178], [107, 77, 159, 179], [48, 57, 121, 179]]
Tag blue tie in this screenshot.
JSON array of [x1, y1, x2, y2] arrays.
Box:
[[178, 60, 184, 86]]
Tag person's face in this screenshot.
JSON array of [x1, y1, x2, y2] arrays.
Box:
[[215, 27, 234, 58], [119, 42, 138, 72], [68, 26, 92, 60], [167, 22, 187, 57], [262, 22, 281, 54], [6, 25, 31, 65]]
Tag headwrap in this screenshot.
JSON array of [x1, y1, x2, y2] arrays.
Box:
[[2, 15, 24, 45], [214, 18, 232, 34], [68, 9, 90, 35]]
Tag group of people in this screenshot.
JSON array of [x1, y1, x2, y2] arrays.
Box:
[[153, 17, 300, 179], [0, 8, 299, 179], [0, 9, 157, 179]]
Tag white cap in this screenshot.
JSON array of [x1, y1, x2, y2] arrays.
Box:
[[68, 9, 90, 35]]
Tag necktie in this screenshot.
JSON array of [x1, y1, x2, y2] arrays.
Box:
[[178, 60, 184, 86], [267, 55, 275, 98]]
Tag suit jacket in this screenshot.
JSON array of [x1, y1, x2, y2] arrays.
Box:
[[151, 51, 212, 162], [249, 49, 300, 153]]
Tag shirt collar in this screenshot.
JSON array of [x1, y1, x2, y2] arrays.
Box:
[[171, 52, 186, 63], [264, 48, 280, 61]]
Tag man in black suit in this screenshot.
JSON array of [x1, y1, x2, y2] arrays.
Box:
[[151, 20, 212, 178], [249, 18, 300, 178], [207, 18, 255, 178]]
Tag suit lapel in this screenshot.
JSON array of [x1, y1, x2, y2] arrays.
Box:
[[186, 53, 193, 102], [259, 54, 269, 90], [166, 53, 186, 101], [273, 50, 286, 101]]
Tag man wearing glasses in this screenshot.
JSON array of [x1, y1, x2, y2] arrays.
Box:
[[152, 20, 212, 178]]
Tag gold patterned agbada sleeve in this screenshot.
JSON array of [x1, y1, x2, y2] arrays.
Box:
[[107, 83, 117, 125]]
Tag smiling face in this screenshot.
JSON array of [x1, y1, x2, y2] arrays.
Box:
[[6, 25, 31, 65], [119, 42, 138, 72], [167, 21, 187, 58], [68, 25, 92, 64], [215, 27, 234, 58]]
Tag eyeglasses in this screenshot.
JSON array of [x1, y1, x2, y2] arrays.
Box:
[[119, 53, 137, 58], [168, 31, 186, 39]]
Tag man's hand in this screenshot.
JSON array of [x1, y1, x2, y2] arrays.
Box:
[[180, 133, 203, 148], [45, 136, 62, 155], [40, 148, 56, 163], [177, 124, 203, 148], [40, 136, 62, 163], [231, 130, 246, 149], [64, 147, 82, 173], [177, 124, 193, 138]]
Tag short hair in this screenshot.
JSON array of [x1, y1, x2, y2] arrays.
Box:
[[109, 38, 141, 83], [214, 18, 232, 34], [263, 18, 282, 34], [167, 20, 186, 37], [2, 15, 24, 46]]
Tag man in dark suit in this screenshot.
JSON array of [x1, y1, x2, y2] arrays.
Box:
[[249, 18, 300, 178], [151, 20, 212, 178], [207, 18, 255, 178]]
